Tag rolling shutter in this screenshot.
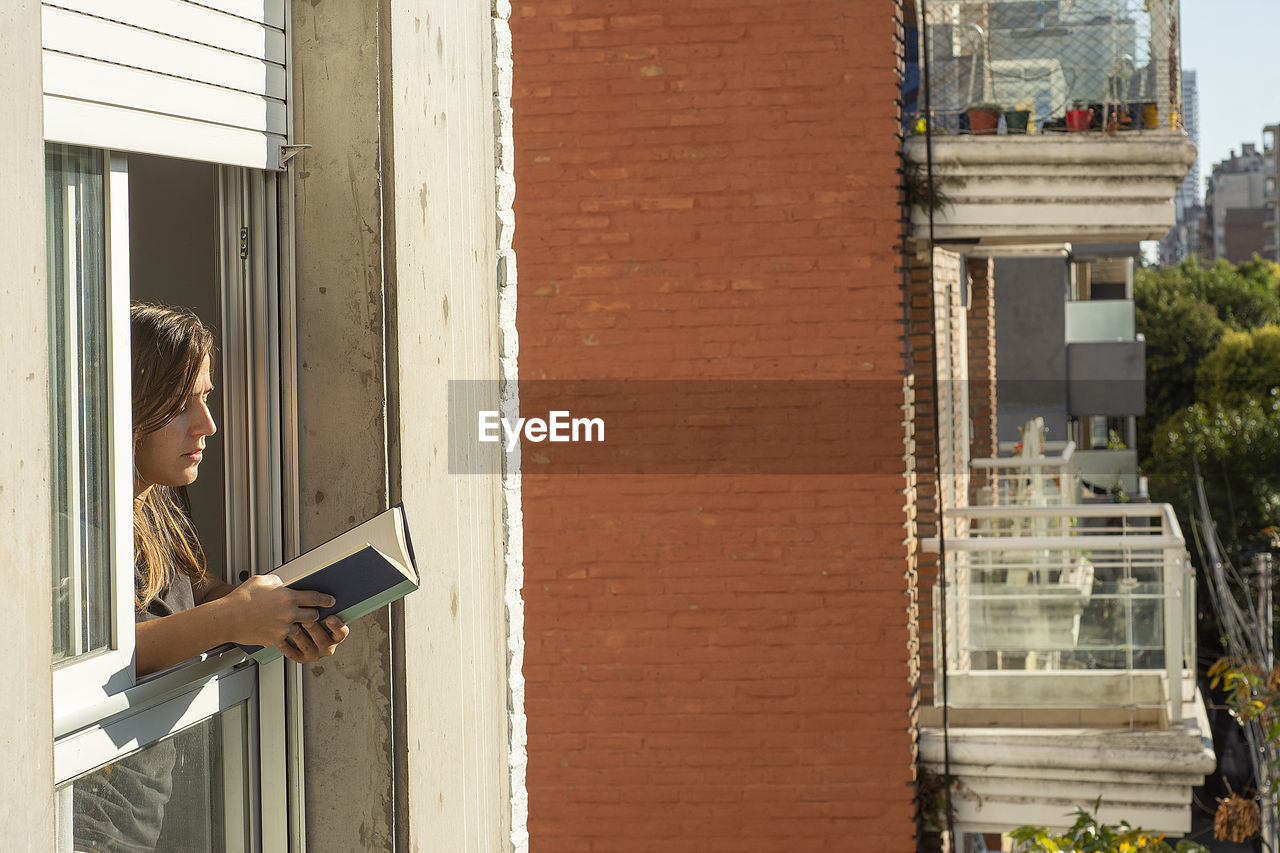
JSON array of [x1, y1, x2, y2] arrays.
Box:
[[42, 0, 288, 170]]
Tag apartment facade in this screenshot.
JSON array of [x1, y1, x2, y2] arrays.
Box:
[[1204, 142, 1275, 263], [513, 0, 1206, 850], [3, 1, 1211, 851], [2, 2, 525, 850]]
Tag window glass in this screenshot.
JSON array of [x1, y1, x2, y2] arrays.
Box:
[[47, 144, 113, 664], [56, 703, 250, 853]]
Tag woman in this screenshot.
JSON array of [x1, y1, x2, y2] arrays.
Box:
[[130, 302, 349, 671], [72, 303, 348, 852]]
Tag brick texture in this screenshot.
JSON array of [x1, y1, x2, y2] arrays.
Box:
[[966, 256, 998, 495], [512, 2, 917, 849]]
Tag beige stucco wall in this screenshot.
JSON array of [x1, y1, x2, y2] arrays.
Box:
[[291, 0, 519, 849], [0, 0, 56, 845]]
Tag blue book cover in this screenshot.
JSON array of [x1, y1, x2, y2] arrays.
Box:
[[238, 504, 418, 663]]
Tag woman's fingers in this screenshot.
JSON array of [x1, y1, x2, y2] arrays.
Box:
[[294, 590, 336, 609], [277, 616, 350, 663]]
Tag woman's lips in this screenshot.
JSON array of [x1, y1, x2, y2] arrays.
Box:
[[184, 450, 203, 462]]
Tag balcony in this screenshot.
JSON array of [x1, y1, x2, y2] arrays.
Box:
[[970, 439, 1080, 506], [974, 437, 1140, 506], [1061, 298, 1146, 416], [928, 503, 1192, 723], [1065, 299, 1135, 343], [1073, 448, 1139, 495], [919, 503, 1214, 837], [906, 0, 1197, 246]]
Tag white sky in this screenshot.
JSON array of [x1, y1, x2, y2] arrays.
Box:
[[1180, 0, 1280, 202]]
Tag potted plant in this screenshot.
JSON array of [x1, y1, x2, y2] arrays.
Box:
[[1065, 103, 1093, 133], [965, 102, 1002, 135], [1003, 106, 1031, 134]]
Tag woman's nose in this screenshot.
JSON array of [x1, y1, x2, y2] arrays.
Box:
[[198, 402, 217, 437]]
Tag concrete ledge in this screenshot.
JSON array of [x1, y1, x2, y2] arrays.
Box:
[[906, 133, 1198, 245], [919, 688, 1216, 836]]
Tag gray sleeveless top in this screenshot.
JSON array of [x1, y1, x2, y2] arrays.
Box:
[[72, 572, 196, 852]]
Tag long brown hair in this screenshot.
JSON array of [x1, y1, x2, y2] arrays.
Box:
[[131, 302, 215, 610]]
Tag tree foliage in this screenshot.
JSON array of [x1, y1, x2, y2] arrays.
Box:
[[1195, 323, 1280, 410], [1136, 257, 1280, 440], [1137, 257, 1280, 557]]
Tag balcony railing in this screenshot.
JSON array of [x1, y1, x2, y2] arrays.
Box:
[[1065, 299, 1136, 343], [914, 0, 1182, 136], [927, 503, 1193, 724], [971, 440, 1080, 506]]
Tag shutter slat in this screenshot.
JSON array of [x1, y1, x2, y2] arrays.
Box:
[[190, 0, 286, 30], [49, 0, 285, 63], [45, 96, 284, 171], [44, 7, 285, 99], [45, 52, 286, 136]]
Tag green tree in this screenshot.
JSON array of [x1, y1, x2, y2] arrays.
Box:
[[1195, 323, 1280, 410], [1147, 390, 1280, 555], [1135, 257, 1280, 445]]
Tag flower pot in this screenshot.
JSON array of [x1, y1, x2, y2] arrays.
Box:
[[1106, 104, 1134, 132], [1065, 108, 1093, 133], [966, 107, 1001, 135], [1004, 109, 1030, 134]]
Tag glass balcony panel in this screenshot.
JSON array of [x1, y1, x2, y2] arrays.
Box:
[[932, 504, 1188, 715], [1065, 299, 1136, 343]]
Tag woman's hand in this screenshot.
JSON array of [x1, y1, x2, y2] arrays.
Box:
[[217, 574, 337, 649], [136, 575, 352, 676], [276, 614, 351, 663]]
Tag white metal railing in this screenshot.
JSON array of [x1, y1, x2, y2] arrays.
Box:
[[926, 503, 1192, 723], [971, 440, 1081, 506]]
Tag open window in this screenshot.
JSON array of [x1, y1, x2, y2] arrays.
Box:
[[48, 144, 292, 851]]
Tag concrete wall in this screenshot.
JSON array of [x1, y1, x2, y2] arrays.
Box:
[[0, 1, 55, 846], [993, 257, 1069, 442], [382, 0, 519, 851], [291, 0, 393, 847], [291, 1, 519, 849]]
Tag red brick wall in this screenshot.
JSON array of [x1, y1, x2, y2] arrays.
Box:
[[967, 256, 998, 492], [512, 2, 916, 849]]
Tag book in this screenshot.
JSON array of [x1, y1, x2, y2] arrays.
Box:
[[238, 504, 419, 664]]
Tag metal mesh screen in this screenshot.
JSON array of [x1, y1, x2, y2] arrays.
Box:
[[915, 0, 1183, 135]]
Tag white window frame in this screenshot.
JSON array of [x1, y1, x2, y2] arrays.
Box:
[[54, 665, 259, 853], [50, 150, 137, 722], [48, 148, 293, 852]]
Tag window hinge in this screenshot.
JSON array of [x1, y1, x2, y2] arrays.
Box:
[[279, 143, 312, 170], [239, 227, 248, 260]]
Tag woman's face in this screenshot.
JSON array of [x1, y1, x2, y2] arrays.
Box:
[[134, 357, 216, 496]]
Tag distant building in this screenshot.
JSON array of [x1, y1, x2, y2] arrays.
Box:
[[1160, 71, 1201, 264], [1204, 141, 1276, 262], [1265, 124, 1280, 260]]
